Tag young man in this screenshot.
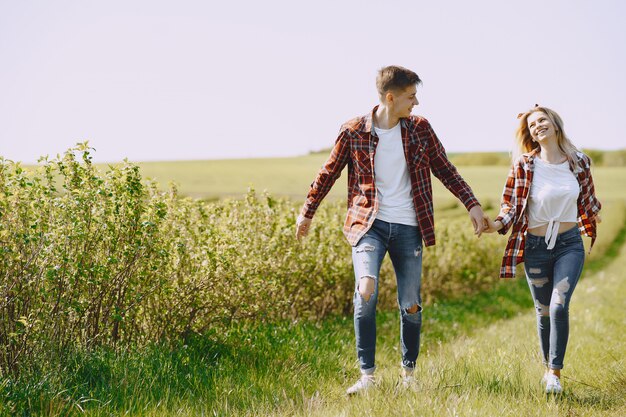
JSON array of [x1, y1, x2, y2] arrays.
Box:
[[296, 66, 486, 394]]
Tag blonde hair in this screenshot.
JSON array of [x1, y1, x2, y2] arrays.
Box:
[[512, 105, 580, 167]]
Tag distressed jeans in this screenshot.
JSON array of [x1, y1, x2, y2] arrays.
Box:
[[351, 219, 423, 374], [524, 226, 585, 370]]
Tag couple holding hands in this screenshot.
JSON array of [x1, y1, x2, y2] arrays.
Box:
[[295, 65, 601, 395]]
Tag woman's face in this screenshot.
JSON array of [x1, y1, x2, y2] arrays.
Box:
[[527, 111, 556, 143]]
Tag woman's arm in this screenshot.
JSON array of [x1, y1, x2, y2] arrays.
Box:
[[492, 163, 519, 235]]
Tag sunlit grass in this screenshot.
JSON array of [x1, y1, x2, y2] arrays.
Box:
[[98, 157, 624, 204], [4, 154, 623, 416], [2, 211, 624, 416]]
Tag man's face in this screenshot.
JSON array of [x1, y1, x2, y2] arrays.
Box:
[[389, 85, 418, 118]]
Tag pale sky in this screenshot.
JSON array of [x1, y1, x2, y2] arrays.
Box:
[[1, 0, 624, 163]]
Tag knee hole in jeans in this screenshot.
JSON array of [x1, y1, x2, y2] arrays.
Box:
[[550, 303, 567, 320], [536, 302, 550, 317], [358, 276, 376, 302], [529, 276, 549, 288], [405, 303, 421, 314], [553, 279, 571, 306]]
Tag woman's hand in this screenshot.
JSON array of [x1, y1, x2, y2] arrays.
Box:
[[483, 217, 503, 234]]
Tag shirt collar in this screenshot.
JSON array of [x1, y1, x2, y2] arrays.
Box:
[[526, 147, 540, 169], [364, 105, 377, 133], [365, 105, 408, 133]]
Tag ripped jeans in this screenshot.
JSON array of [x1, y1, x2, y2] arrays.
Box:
[[524, 226, 585, 370], [352, 219, 423, 374]]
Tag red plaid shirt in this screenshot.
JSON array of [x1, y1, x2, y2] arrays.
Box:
[[301, 106, 480, 247], [496, 148, 602, 278]]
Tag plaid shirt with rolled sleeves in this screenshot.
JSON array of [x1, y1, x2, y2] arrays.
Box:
[[496, 148, 602, 278], [300, 106, 481, 247]]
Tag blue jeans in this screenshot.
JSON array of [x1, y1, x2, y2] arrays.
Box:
[[524, 226, 585, 370], [351, 219, 423, 374]]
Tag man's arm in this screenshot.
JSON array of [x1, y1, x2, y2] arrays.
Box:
[[296, 128, 351, 239], [425, 122, 486, 236]]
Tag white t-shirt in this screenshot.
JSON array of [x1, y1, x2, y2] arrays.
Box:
[[528, 158, 579, 249], [373, 122, 417, 226]]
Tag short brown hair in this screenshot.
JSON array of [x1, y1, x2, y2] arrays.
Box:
[[376, 66, 421, 99]]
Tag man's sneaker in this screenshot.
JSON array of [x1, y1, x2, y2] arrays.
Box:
[[543, 373, 563, 394], [346, 374, 375, 395]]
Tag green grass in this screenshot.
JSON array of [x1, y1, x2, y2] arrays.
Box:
[[3, 213, 624, 416], [103, 158, 625, 205], [0, 281, 533, 416], [6, 155, 624, 416], [118, 155, 349, 201]]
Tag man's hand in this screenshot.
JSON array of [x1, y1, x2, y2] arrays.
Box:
[[468, 206, 487, 237], [295, 215, 312, 240]]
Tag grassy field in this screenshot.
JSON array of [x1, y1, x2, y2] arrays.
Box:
[[119, 217, 626, 416], [312, 238, 626, 417], [4, 153, 623, 416], [5, 211, 621, 416], [120, 154, 343, 200], [115, 157, 624, 208]]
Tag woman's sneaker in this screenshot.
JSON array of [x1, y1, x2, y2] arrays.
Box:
[[543, 373, 563, 394], [346, 375, 375, 395]]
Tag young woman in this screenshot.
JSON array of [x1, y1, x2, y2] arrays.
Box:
[[484, 105, 601, 394]]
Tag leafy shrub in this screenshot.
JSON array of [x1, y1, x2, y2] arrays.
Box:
[[5, 143, 596, 376]]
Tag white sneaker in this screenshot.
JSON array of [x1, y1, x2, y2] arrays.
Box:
[[346, 374, 375, 395], [401, 368, 415, 389], [543, 373, 563, 394]]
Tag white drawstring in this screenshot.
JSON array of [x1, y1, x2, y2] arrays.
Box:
[[545, 219, 560, 249]]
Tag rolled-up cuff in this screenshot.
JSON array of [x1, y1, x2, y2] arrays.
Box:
[[463, 198, 481, 212], [361, 366, 376, 376], [300, 204, 316, 220], [495, 215, 512, 235]]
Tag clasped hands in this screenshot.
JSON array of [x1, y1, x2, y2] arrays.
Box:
[[469, 206, 500, 237], [472, 205, 503, 237]]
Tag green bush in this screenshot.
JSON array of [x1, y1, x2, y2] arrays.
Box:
[[0, 144, 171, 375], [602, 149, 626, 166], [582, 148, 605, 166], [0, 144, 526, 376]]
